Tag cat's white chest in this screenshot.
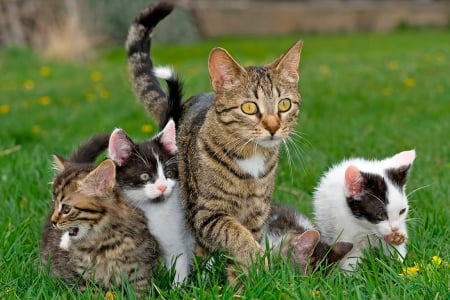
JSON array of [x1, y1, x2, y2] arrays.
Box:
[[236, 153, 266, 177]]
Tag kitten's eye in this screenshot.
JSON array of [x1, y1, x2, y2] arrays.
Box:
[[278, 98, 291, 112], [140, 173, 150, 181], [399, 208, 406, 215], [241, 102, 258, 115], [165, 170, 175, 178], [376, 213, 386, 221], [61, 204, 71, 214]]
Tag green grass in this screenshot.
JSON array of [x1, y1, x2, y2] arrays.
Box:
[[1, 29, 449, 299]]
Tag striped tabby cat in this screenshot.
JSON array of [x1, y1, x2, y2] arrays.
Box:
[[41, 157, 159, 295], [126, 1, 303, 280]]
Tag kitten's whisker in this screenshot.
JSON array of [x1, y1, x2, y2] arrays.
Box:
[[406, 183, 433, 198]]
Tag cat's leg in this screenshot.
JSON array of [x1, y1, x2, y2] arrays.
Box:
[[339, 248, 363, 272]]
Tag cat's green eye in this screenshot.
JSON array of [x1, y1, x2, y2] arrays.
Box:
[[241, 102, 258, 115], [399, 208, 406, 215], [61, 204, 71, 214], [140, 173, 150, 181], [278, 98, 291, 112], [165, 170, 175, 178]]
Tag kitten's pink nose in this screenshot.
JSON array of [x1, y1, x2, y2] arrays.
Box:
[[391, 226, 399, 232], [157, 185, 167, 193]]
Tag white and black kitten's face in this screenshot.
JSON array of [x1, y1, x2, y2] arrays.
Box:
[[108, 120, 178, 205], [344, 150, 415, 240]]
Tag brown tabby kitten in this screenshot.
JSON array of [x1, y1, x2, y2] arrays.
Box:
[[126, 1, 303, 280], [41, 158, 159, 295]]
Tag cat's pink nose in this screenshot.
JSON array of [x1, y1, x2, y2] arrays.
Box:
[[391, 226, 399, 232], [157, 185, 167, 193]]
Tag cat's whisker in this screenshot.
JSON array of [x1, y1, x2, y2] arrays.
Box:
[[406, 183, 433, 198]]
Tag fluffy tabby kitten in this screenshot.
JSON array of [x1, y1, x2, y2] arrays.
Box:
[[108, 119, 195, 284], [264, 204, 353, 274], [41, 158, 159, 295], [313, 150, 416, 271], [126, 1, 303, 280]]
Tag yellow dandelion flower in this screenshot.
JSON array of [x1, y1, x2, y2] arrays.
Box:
[[90, 71, 102, 82], [141, 124, 153, 133], [401, 263, 419, 276], [0, 104, 10, 115], [404, 78, 416, 88], [319, 64, 331, 76], [31, 125, 40, 134], [105, 290, 115, 300], [40, 66, 51, 77], [387, 60, 399, 70], [39, 96, 51, 106], [382, 87, 392, 96], [24, 80, 35, 90], [432, 256, 442, 266], [99, 89, 110, 99], [312, 290, 321, 297]]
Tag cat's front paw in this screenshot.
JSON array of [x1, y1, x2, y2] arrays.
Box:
[[384, 231, 407, 245]]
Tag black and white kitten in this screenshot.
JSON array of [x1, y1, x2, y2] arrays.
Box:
[[108, 119, 195, 284], [313, 150, 416, 271], [264, 204, 353, 274]]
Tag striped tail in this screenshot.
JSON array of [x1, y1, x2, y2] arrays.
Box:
[[126, 1, 182, 129], [69, 133, 110, 163]]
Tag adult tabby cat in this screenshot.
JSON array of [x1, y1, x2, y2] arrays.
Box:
[[41, 155, 159, 295], [126, 1, 303, 280], [264, 204, 353, 274]]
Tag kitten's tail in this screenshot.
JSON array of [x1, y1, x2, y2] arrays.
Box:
[[69, 133, 110, 163], [126, 2, 182, 129]]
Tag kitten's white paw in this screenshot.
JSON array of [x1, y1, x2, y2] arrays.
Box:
[[59, 231, 71, 251]]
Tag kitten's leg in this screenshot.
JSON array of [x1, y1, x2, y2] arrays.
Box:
[[339, 248, 363, 272]]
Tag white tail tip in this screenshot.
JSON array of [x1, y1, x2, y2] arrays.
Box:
[[153, 66, 174, 80]]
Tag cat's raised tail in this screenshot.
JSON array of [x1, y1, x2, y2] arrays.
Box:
[[126, 1, 183, 129]]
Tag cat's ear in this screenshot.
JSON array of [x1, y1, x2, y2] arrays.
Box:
[[329, 242, 353, 262], [80, 159, 116, 197], [267, 40, 303, 83], [208, 47, 246, 92], [391, 149, 416, 169], [53, 154, 69, 171], [345, 165, 364, 197], [108, 128, 133, 166], [291, 229, 320, 274], [159, 119, 177, 155]]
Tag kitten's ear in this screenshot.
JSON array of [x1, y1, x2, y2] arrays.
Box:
[[208, 47, 246, 92], [329, 242, 353, 262], [80, 159, 116, 197], [345, 165, 364, 197], [159, 119, 177, 155], [53, 154, 69, 171], [267, 40, 303, 83], [391, 149, 416, 169], [108, 128, 133, 166], [291, 230, 321, 274]]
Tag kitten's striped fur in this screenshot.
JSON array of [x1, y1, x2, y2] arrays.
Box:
[[41, 159, 159, 295], [126, 1, 303, 281]]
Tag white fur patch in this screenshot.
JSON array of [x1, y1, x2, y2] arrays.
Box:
[[236, 153, 266, 178], [154, 66, 174, 80], [59, 232, 71, 250]]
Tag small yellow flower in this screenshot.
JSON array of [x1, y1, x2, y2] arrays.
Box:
[[432, 256, 442, 266], [404, 77, 416, 88], [312, 290, 321, 297], [24, 80, 35, 90], [40, 66, 51, 77], [99, 89, 110, 99], [90, 71, 102, 82], [105, 290, 115, 300], [319, 64, 331, 76], [141, 124, 153, 133], [401, 263, 419, 276], [381, 87, 392, 96], [39, 96, 51, 106], [387, 60, 399, 70], [31, 125, 40, 134], [85, 92, 96, 102], [0, 104, 10, 115]]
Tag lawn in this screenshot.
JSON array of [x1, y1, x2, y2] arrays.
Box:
[[0, 29, 449, 299]]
